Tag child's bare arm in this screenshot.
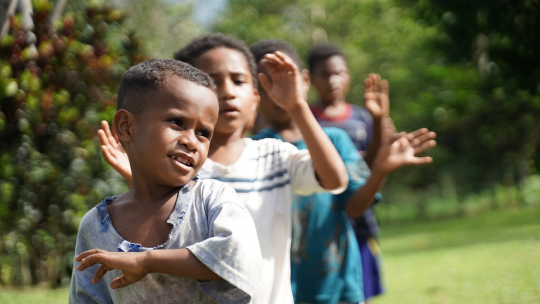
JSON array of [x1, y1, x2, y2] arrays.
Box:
[[97, 120, 133, 186], [76, 248, 221, 289], [345, 129, 436, 217], [258, 51, 348, 190]]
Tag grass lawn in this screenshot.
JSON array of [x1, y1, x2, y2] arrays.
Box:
[[1, 207, 539, 303], [0, 286, 69, 304], [372, 206, 540, 304]]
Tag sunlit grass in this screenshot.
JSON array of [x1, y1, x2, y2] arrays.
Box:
[[0, 286, 69, 304], [372, 207, 540, 304], [1, 207, 539, 303]]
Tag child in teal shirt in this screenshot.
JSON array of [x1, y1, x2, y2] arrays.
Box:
[[250, 39, 436, 303]]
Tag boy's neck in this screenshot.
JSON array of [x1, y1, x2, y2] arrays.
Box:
[[316, 99, 349, 119], [127, 179, 184, 206], [208, 128, 246, 166], [270, 120, 303, 142]]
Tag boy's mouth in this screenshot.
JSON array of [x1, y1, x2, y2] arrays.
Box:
[[168, 155, 193, 169], [219, 104, 241, 117]]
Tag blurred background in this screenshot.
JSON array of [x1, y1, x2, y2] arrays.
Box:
[[0, 0, 538, 303]]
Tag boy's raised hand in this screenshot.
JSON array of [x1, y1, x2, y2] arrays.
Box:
[[373, 129, 436, 175], [258, 51, 305, 112], [97, 120, 133, 184], [76, 249, 147, 289], [364, 73, 390, 119]]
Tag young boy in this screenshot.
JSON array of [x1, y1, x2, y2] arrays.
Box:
[[307, 43, 391, 302], [250, 39, 436, 304], [70, 59, 262, 303], [97, 34, 349, 304]]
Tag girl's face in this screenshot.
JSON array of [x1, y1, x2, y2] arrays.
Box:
[[193, 47, 259, 136]]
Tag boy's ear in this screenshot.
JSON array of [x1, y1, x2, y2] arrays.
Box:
[[113, 109, 135, 144]]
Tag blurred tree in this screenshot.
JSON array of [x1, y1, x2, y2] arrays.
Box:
[[214, 0, 540, 195], [0, 0, 145, 286]]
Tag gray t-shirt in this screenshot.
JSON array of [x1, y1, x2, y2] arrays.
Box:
[[69, 178, 262, 304]]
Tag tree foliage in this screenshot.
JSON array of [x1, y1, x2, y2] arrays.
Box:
[[0, 0, 144, 286]]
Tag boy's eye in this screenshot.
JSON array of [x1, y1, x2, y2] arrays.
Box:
[[197, 130, 211, 139], [233, 78, 246, 85], [169, 119, 182, 126]]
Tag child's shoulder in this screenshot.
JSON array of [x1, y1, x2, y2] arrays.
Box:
[[194, 178, 246, 210], [245, 136, 299, 153], [77, 198, 114, 236]]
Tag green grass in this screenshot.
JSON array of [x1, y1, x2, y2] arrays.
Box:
[[372, 207, 540, 304], [0, 286, 69, 304], [1, 207, 539, 303]]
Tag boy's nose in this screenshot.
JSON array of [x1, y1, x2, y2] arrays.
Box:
[[178, 132, 198, 152], [218, 79, 237, 101]]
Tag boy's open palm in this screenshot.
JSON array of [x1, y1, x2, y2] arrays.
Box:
[[374, 129, 436, 174], [258, 51, 305, 111], [76, 249, 148, 289], [364, 73, 389, 119], [98, 121, 132, 182]]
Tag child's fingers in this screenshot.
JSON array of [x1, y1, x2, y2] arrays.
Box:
[[274, 51, 298, 72], [409, 156, 433, 165], [78, 252, 109, 271], [101, 121, 115, 143], [413, 131, 437, 146], [364, 78, 374, 93], [92, 264, 113, 284], [76, 249, 106, 261], [110, 275, 131, 289], [406, 128, 429, 141], [101, 146, 116, 164], [262, 54, 285, 70], [260, 59, 279, 75], [414, 140, 437, 155], [257, 73, 272, 92], [97, 129, 111, 147]]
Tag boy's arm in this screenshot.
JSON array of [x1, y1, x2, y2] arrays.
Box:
[[76, 248, 221, 289], [259, 51, 348, 190], [97, 120, 133, 187], [345, 129, 436, 217]]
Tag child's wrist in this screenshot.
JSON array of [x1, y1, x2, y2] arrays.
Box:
[[283, 99, 308, 115]]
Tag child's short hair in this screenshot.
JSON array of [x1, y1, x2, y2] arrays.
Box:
[[173, 34, 258, 87], [117, 58, 215, 114], [307, 44, 345, 72], [249, 39, 302, 70]]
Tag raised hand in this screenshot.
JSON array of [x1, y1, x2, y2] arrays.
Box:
[[257, 51, 305, 112], [76, 249, 148, 289], [373, 129, 436, 175], [97, 120, 133, 184], [406, 128, 437, 155], [364, 73, 389, 119]]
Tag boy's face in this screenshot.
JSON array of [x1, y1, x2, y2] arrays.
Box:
[[119, 76, 218, 187], [193, 47, 259, 136], [311, 55, 350, 105]]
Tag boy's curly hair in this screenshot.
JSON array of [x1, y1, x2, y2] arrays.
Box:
[[249, 39, 302, 70], [117, 58, 215, 114], [306, 43, 345, 73], [174, 34, 258, 88]]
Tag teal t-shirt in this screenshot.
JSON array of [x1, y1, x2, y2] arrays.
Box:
[[252, 127, 371, 303]]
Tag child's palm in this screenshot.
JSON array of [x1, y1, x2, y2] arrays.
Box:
[[98, 120, 132, 182], [364, 73, 389, 118], [376, 130, 435, 173], [258, 52, 304, 110]]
